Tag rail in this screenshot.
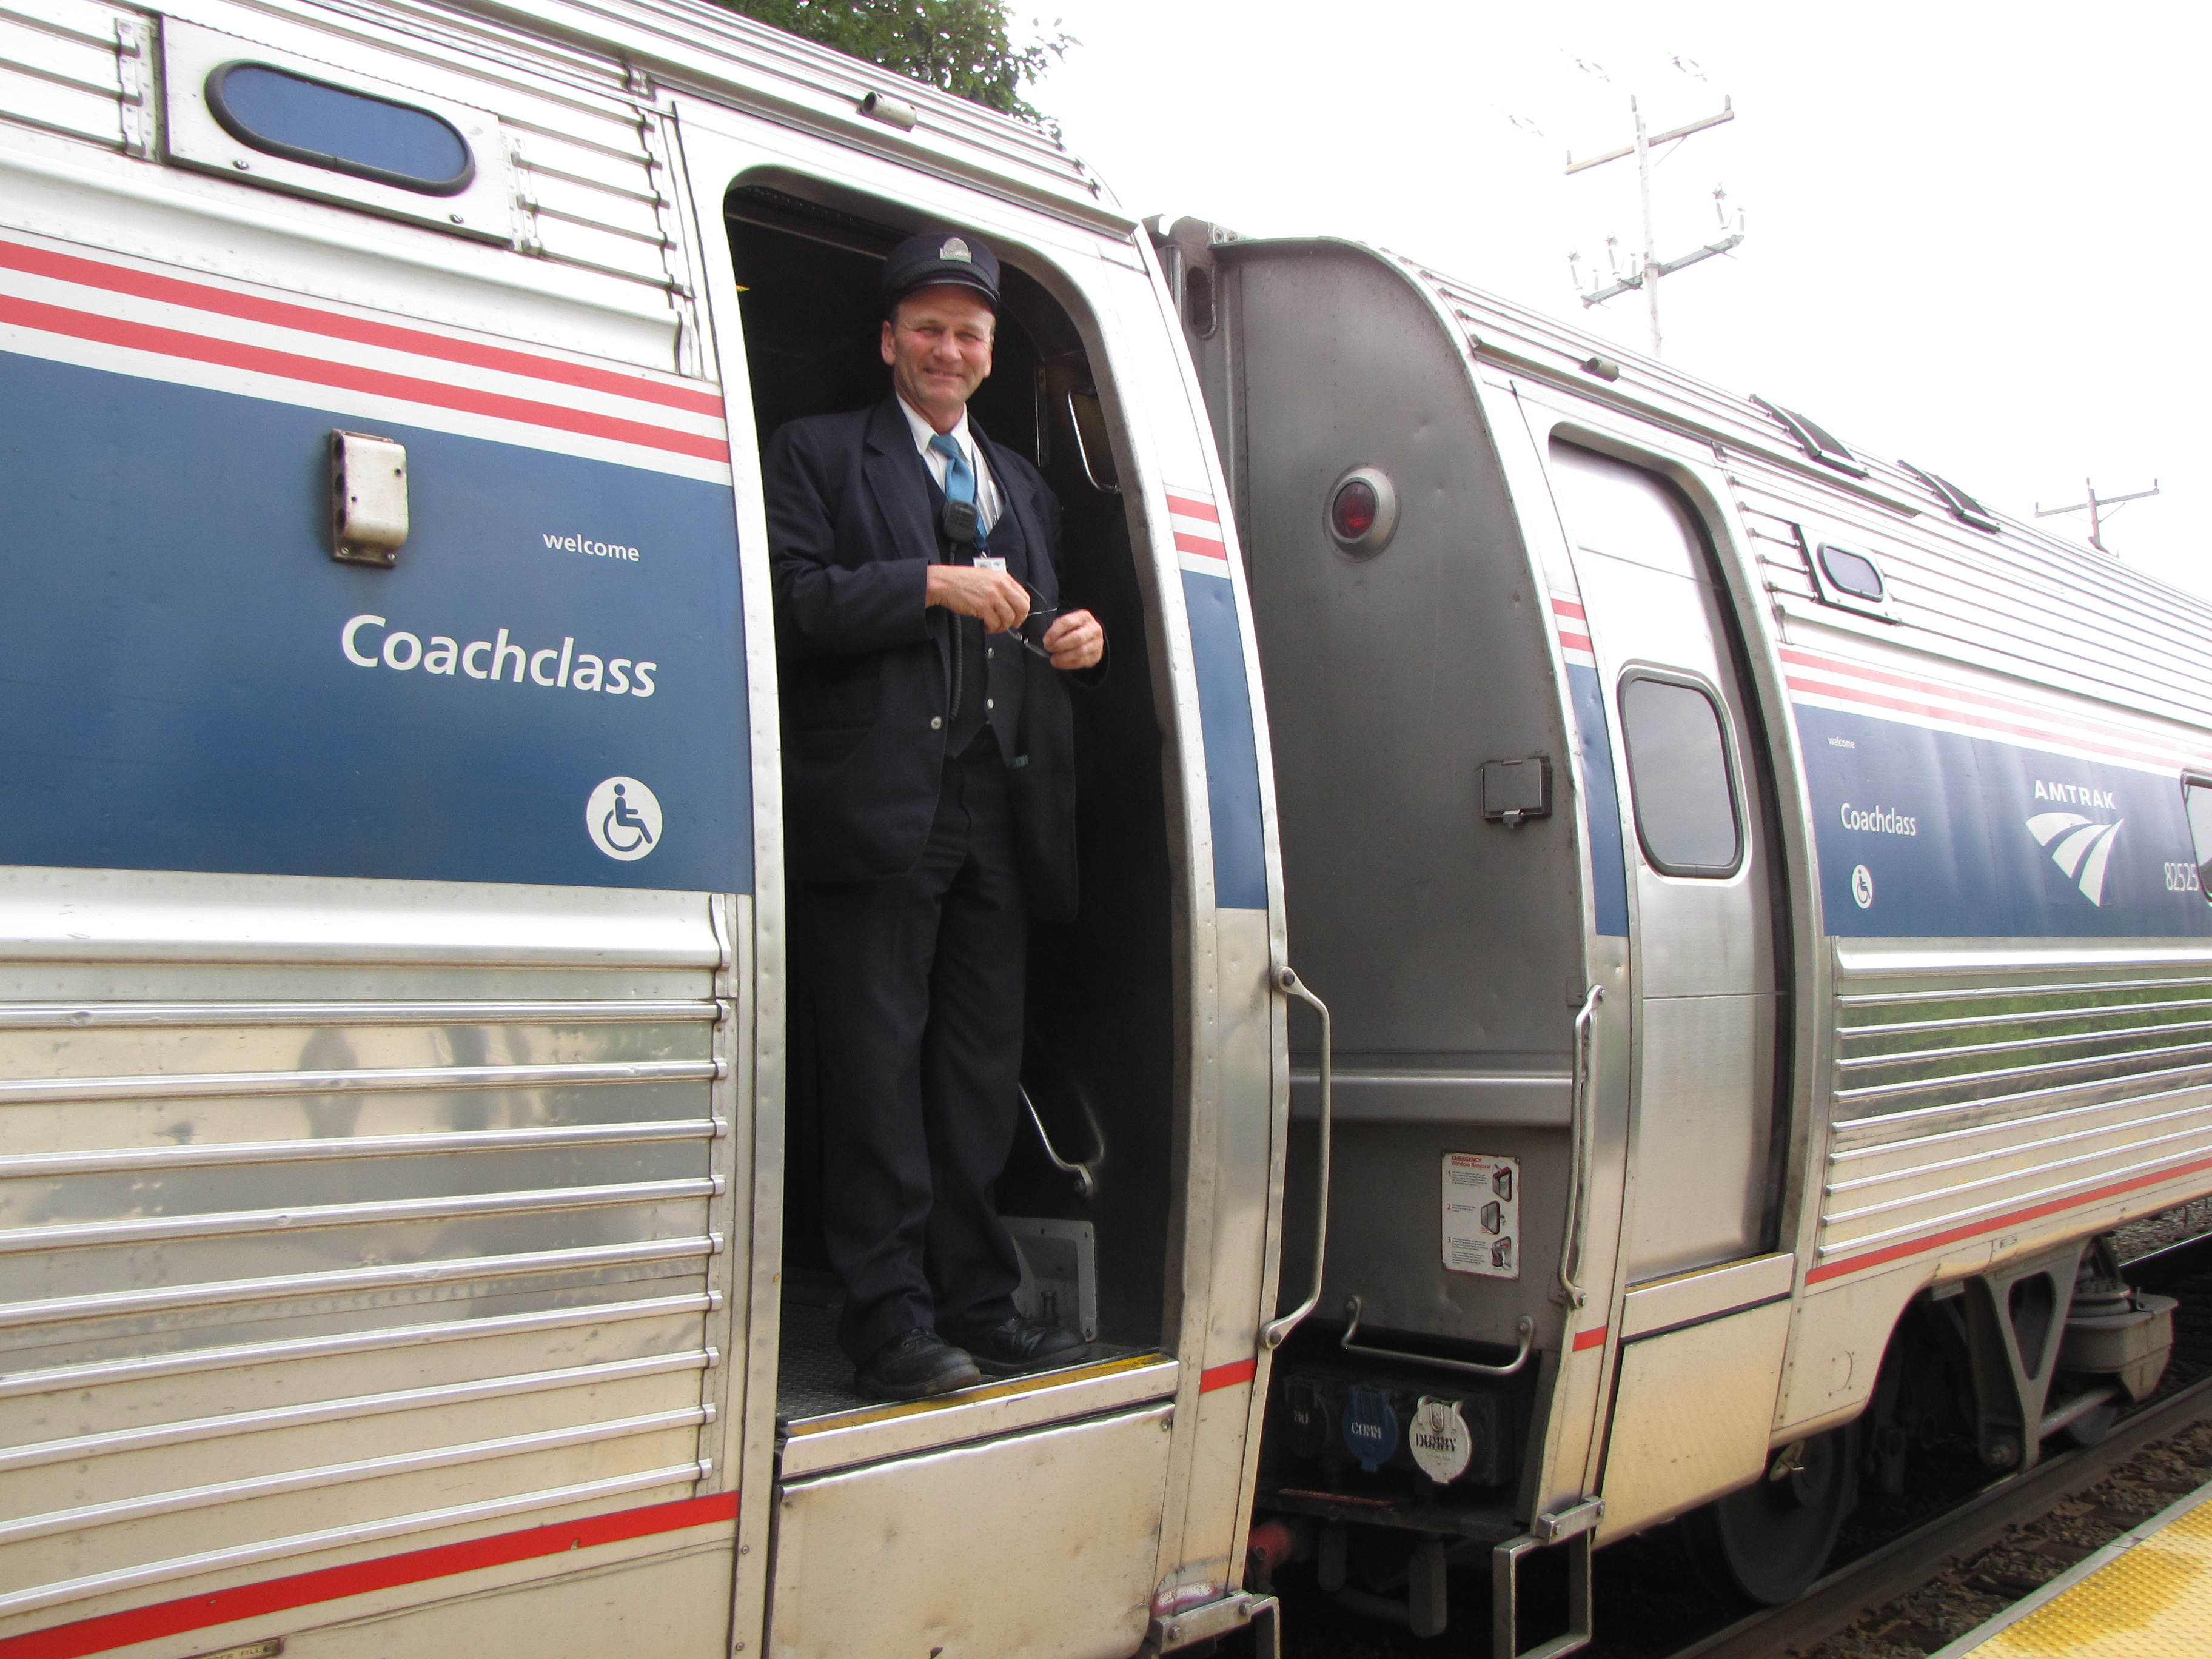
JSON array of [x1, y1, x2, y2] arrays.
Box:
[[1340, 1296, 1535, 1378], [1672, 1233, 2212, 1659], [1264, 965, 1332, 1349], [1559, 985, 1604, 1310]]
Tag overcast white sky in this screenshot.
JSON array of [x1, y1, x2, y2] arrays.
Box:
[[1032, 1, 2208, 598]]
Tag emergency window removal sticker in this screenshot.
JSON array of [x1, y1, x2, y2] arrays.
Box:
[[1443, 1151, 1520, 1279]]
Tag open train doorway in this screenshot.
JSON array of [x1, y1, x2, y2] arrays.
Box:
[[724, 178, 1179, 1433]]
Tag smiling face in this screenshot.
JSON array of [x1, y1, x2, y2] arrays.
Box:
[[880, 283, 996, 432]]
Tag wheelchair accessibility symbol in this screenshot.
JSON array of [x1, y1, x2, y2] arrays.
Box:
[[586, 776, 662, 862]]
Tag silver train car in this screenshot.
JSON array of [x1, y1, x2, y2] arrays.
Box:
[[1162, 225, 2212, 1648], [0, 7, 1299, 1657]]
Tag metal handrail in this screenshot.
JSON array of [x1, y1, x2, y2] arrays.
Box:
[[1558, 986, 1604, 1311], [1340, 1296, 1535, 1378], [1262, 965, 1332, 1349], [1022, 1085, 1098, 1199], [1064, 387, 1121, 494]]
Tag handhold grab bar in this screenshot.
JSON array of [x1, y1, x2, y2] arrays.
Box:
[[1262, 965, 1332, 1349], [1341, 1296, 1536, 1378], [1022, 1085, 1098, 1199], [1558, 986, 1603, 1312]]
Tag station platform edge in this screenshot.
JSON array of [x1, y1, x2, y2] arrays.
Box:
[[1932, 1475, 2212, 1657]]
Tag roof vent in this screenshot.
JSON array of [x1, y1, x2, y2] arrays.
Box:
[[1899, 461, 2000, 533], [1751, 395, 1867, 478]]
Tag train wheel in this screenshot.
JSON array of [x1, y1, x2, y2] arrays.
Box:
[[1680, 1423, 1858, 1606], [2059, 1401, 2119, 1448]]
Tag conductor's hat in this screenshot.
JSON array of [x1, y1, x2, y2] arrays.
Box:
[[882, 229, 1001, 313]]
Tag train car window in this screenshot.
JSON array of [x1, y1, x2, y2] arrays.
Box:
[[206, 63, 475, 195], [2185, 782, 2212, 900], [1751, 394, 1869, 478], [1899, 460, 2001, 532], [1618, 674, 1743, 876], [1817, 543, 1885, 602]]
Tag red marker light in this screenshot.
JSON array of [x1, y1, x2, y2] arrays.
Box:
[[1332, 478, 1379, 540]]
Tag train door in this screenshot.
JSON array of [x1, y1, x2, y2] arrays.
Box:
[[1543, 440, 1795, 1536], [668, 102, 1287, 1659]]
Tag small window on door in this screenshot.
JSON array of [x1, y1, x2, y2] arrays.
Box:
[[1619, 674, 1743, 876], [2185, 781, 2212, 901]]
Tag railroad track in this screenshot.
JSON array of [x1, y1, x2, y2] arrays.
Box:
[[1672, 1371, 2212, 1658], [1674, 1230, 2212, 1659]]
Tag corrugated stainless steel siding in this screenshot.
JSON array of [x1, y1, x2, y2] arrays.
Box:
[[1414, 260, 2212, 734], [1729, 468, 2212, 736], [332, 0, 1105, 223], [0, 0, 134, 150], [0, 877, 733, 1633], [1816, 944, 2212, 1269]]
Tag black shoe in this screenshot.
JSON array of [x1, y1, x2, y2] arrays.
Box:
[[953, 1316, 1087, 1376], [854, 1329, 982, 1400]]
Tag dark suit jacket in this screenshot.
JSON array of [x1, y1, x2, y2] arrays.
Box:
[[765, 395, 1086, 918]]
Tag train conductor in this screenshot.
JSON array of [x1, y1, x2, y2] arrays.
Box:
[[764, 230, 1106, 1400]]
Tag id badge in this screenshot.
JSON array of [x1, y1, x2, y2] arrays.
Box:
[[974, 555, 1007, 573]]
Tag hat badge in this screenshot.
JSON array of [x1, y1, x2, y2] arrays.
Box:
[[938, 236, 973, 263]]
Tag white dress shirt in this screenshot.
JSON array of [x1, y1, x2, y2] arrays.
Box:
[[897, 396, 1002, 532]]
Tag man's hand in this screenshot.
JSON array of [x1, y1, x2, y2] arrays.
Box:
[[926, 565, 1029, 633], [1042, 609, 1104, 672]]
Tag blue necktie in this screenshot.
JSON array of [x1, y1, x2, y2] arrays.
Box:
[[929, 432, 976, 508]]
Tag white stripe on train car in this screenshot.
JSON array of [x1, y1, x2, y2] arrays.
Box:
[[0, 230, 731, 484], [1782, 643, 2212, 778], [1550, 595, 1596, 669], [1167, 488, 1230, 576]]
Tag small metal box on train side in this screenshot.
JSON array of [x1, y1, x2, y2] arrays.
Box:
[[1278, 1366, 1510, 1489]]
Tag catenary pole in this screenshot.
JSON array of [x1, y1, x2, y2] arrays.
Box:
[[2035, 478, 2161, 554], [1635, 99, 1658, 357], [1567, 95, 1740, 358]]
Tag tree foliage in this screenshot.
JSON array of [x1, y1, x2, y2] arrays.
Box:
[[720, 1, 1070, 131]]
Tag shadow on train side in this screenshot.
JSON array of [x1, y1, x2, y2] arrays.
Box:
[[727, 181, 1176, 1390]]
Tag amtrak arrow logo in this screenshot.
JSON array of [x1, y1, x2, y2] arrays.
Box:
[[2026, 812, 2125, 906]]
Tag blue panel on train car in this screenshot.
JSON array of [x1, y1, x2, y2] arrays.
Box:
[[0, 352, 752, 893], [1181, 569, 1269, 910], [1797, 704, 2209, 939], [1567, 665, 1630, 936]]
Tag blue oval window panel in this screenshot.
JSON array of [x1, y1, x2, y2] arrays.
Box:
[[206, 63, 474, 196]]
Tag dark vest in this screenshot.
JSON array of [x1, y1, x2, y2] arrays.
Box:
[[926, 468, 1029, 763]]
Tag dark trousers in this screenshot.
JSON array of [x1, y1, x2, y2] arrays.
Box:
[[796, 745, 1029, 1364]]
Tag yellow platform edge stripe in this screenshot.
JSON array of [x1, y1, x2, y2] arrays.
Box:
[[1932, 1474, 2212, 1657]]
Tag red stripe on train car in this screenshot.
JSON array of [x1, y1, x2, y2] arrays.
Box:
[[1787, 654, 2203, 779], [1558, 631, 1594, 654], [1550, 598, 1587, 620], [0, 1492, 740, 1659], [0, 236, 726, 417], [1784, 674, 2181, 771], [0, 293, 731, 465], [1201, 1358, 1258, 1392], [1808, 1151, 2212, 1285], [1780, 645, 2207, 761], [1165, 492, 1220, 522], [1174, 531, 1230, 561], [1572, 1326, 1609, 1352]]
